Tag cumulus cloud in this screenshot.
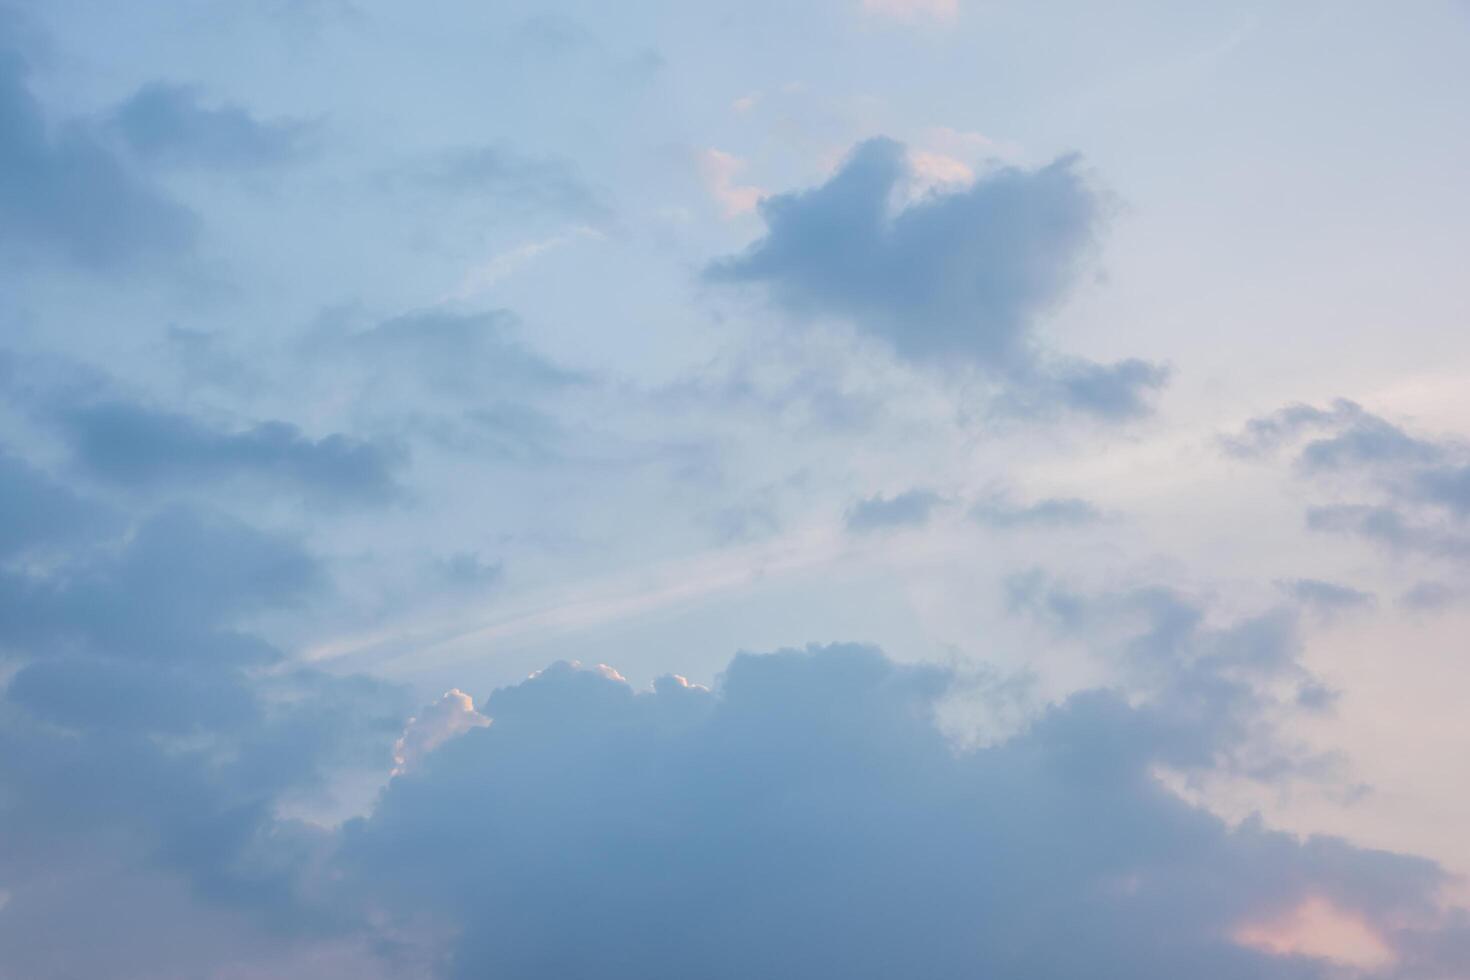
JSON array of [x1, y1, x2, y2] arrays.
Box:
[[107, 82, 314, 169], [338, 646, 1464, 979], [392, 689, 491, 775], [706, 137, 1166, 419], [0, 29, 195, 269], [846, 487, 943, 531], [708, 138, 1094, 366]]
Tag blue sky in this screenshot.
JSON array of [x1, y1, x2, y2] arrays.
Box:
[[3, 1, 1470, 977]]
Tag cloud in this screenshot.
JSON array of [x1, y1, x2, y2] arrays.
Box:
[[861, 0, 960, 22], [0, 449, 117, 557], [706, 137, 1165, 419], [1398, 580, 1465, 612], [339, 646, 1463, 979], [708, 138, 1095, 367], [1305, 504, 1470, 559], [971, 493, 1102, 529], [846, 487, 943, 531], [1002, 569, 1333, 774], [0, 33, 195, 269], [699, 148, 765, 217], [0, 449, 410, 976], [333, 310, 588, 395], [53, 398, 403, 505], [1229, 399, 1470, 561], [1278, 578, 1376, 617], [392, 689, 491, 775], [1224, 400, 1447, 477], [106, 82, 314, 169], [394, 143, 611, 225]]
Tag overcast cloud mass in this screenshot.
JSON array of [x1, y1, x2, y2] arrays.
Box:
[[2, 2, 1470, 978]]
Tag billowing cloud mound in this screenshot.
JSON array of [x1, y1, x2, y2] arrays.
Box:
[[340, 648, 1462, 980], [706, 138, 1167, 418]]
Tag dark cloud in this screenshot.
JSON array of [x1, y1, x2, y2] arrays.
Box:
[[0, 30, 195, 269], [54, 398, 403, 505], [708, 139, 1096, 366], [337, 647, 1459, 980], [107, 82, 314, 170], [0, 450, 409, 977], [705, 137, 1166, 419], [846, 487, 943, 531], [0, 505, 321, 662], [0, 448, 116, 557], [971, 493, 1102, 529]]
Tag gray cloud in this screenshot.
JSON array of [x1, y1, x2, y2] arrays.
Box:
[[389, 144, 611, 225], [0, 35, 195, 269], [1230, 400, 1470, 562], [707, 139, 1096, 366], [971, 493, 1103, 529], [338, 647, 1460, 979], [1398, 580, 1465, 612], [846, 487, 943, 531], [706, 137, 1166, 419], [107, 82, 314, 170], [331, 311, 588, 395], [0, 449, 117, 557], [0, 450, 408, 977], [54, 398, 403, 505], [1279, 577, 1376, 617]]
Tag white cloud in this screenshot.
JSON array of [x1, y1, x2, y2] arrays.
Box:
[[392, 689, 491, 774], [698, 148, 765, 218]]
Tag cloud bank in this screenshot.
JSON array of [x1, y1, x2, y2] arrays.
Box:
[[339, 647, 1465, 980]]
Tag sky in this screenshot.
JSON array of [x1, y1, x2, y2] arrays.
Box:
[[2, 0, 1470, 977]]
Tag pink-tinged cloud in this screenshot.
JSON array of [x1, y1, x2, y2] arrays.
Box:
[[1234, 897, 1396, 971], [699, 148, 765, 217], [392, 689, 491, 775]]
